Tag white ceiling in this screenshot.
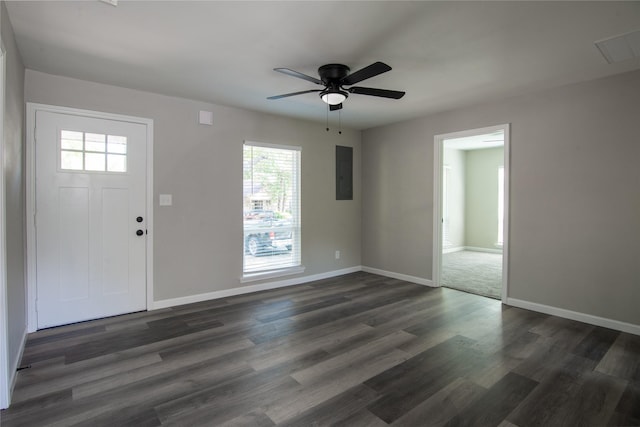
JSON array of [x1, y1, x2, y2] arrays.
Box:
[[6, 1, 640, 130]]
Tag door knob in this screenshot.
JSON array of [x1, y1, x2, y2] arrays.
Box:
[[136, 230, 144, 236], [136, 216, 143, 223]]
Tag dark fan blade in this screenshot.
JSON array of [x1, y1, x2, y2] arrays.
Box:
[[267, 89, 322, 100], [348, 86, 405, 99], [341, 62, 391, 85], [274, 68, 322, 85], [329, 103, 343, 111]]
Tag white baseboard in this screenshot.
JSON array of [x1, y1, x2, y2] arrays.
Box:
[[443, 246, 503, 254], [443, 246, 465, 254], [153, 265, 436, 310], [7, 326, 28, 406], [361, 266, 435, 287], [464, 246, 503, 254], [506, 298, 640, 336], [152, 266, 363, 310]]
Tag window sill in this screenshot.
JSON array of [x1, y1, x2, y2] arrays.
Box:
[[241, 265, 306, 283]]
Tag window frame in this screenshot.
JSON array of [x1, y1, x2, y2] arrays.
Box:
[[241, 141, 304, 282]]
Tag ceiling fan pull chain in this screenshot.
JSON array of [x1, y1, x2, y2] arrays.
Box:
[[326, 102, 330, 132], [339, 110, 342, 135]]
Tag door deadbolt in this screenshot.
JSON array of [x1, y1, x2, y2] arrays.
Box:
[[136, 216, 143, 223]]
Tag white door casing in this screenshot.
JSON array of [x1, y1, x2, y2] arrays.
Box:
[[0, 37, 9, 410], [432, 124, 510, 302], [27, 104, 153, 331]]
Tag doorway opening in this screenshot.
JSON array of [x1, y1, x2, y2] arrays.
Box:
[[433, 124, 510, 301]]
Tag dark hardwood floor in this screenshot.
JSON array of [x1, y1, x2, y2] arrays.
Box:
[[1, 272, 639, 426]]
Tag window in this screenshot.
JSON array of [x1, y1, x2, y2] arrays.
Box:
[[60, 130, 127, 172], [497, 166, 504, 246], [243, 142, 301, 275], [442, 165, 452, 248]]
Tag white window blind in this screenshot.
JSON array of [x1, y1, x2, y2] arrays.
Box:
[[243, 142, 301, 273]]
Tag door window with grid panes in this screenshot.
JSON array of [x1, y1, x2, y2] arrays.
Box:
[[60, 130, 127, 173]]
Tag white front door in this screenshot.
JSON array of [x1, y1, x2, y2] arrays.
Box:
[[35, 111, 147, 329]]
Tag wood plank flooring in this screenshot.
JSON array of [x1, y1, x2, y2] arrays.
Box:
[[1, 272, 639, 426]]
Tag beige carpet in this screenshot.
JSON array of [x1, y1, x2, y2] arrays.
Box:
[[442, 250, 502, 299]]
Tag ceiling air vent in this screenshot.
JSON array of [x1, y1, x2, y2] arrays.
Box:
[[595, 30, 640, 64]]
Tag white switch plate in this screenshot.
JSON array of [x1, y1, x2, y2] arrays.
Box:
[[335, 250, 340, 259], [199, 110, 213, 125], [159, 194, 173, 206]]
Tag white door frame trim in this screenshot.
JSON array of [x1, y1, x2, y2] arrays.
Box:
[[433, 123, 511, 302], [0, 37, 9, 410], [25, 103, 154, 332]]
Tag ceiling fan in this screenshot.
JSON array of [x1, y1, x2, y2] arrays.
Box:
[[267, 62, 405, 111]]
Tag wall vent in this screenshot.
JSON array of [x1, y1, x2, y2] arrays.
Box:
[[595, 30, 640, 64]]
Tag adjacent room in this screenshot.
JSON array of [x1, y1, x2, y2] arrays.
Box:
[[1, 1, 639, 426], [440, 130, 505, 300]]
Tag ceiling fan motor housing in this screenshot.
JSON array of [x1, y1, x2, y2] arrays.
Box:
[[318, 64, 350, 86], [318, 64, 350, 105]]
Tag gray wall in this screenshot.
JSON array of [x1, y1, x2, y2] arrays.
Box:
[[25, 70, 361, 301], [362, 69, 640, 326], [465, 147, 503, 249], [2, 1, 26, 381]]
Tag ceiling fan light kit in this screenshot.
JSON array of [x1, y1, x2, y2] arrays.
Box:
[[268, 61, 405, 111], [320, 89, 348, 105]]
